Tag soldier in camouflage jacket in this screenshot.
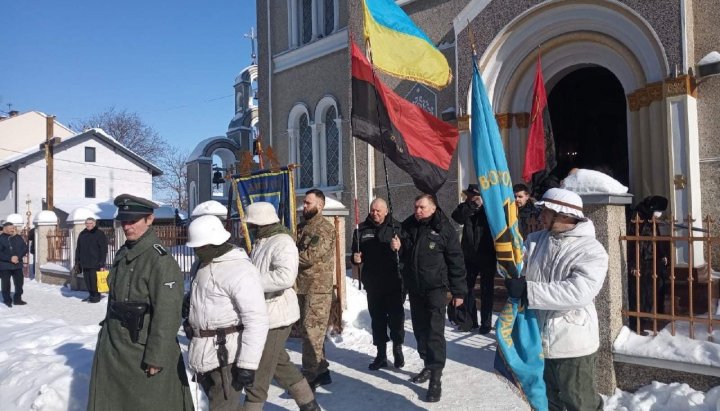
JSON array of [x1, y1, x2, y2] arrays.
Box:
[[296, 189, 336, 390]]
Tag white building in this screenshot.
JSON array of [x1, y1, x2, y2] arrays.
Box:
[[0, 111, 162, 224]]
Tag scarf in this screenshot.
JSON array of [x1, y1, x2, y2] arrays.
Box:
[[195, 242, 234, 264]]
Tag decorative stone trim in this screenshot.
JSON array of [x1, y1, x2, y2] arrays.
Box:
[[514, 112, 530, 129], [495, 113, 513, 129], [627, 76, 697, 111]]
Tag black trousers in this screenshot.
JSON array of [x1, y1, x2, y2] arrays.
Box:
[[83, 268, 100, 297], [367, 290, 405, 347], [466, 263, 495, 327], [1, 269, 24, 301], [409, 288, 448, 370]]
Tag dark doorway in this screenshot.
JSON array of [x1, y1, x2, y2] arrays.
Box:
[[548, 66, 629, 186]]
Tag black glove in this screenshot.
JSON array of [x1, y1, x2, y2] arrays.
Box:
[[504, 277, 527, 300], [231, 366, 255, 391], [182, 319, 193, 340]]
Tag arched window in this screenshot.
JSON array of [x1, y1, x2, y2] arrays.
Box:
[[324, 106, 340, 186], [300, 0, 313, 45], [323, 0, 335, 36], [298, 113, 314, 188]]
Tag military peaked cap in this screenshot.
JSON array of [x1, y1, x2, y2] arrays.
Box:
[[114, 194, 158, 221]]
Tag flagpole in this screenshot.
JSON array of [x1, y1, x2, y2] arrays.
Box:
[[365, 39, 401, 276], [351, 127, 362, 290]]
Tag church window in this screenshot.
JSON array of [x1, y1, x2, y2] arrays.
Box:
[[324, 106, 339, 186], [298, 113, 314, 188]]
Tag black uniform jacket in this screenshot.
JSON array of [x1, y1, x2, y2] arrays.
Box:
[[399, 210, 467, 297], [351, 214, 402, 293]]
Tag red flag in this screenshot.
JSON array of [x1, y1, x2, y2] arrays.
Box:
[[350, 42, 459, 193], [522, 54, 549, 182]]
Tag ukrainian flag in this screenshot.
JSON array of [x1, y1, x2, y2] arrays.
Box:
[[362, 0, 452, 89]]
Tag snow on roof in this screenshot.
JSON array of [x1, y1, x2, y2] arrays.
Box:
[[84, 128, 162, 174], [0, 145, 42, 168], [55, 200, 117, 220], [191, 200, 227, 218], [188, 136, 230, 162], [34, 210, 58, 225], [68, 207, 99, 223], [4, 213, 24, 225]]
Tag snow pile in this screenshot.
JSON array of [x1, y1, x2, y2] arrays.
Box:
[[562, 168, 628, 194], [613, 325, 720, 367], [604, 382, 720, 410]]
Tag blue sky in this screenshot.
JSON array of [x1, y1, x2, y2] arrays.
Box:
[[1, 0, 256, 152]]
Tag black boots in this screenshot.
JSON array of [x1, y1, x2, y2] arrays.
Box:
[[393, 344, 404, 368], [369, 344, 388, 370], [13, 296, 26, 305], [2, 299, 11, 308], [410, 368, 432, 383], [309, 370, 332, 390], [298, 400, 321, 411], [478, 324, 492, 335], [426, 370, 442, 402]]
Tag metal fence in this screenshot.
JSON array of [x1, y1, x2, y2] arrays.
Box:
[[621, 214, 720, 341], [47, 228, 72, 269], [153, 225, 194, 276]]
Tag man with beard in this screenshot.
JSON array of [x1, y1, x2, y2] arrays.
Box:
[[351, 198, 405, 370], [87, 194, 193, 410], [390, 194, 466, 402], [296, 189, 336, 390], [74, 217, 108, 303]]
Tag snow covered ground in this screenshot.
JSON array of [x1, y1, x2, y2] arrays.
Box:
[[0, 278, 719, 410]]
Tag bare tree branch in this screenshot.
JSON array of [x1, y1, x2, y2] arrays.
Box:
[[71, 107, 165, 159], [154, 146, 189, 211]]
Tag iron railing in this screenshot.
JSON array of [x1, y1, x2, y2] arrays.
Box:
[[621, 214, 719, 341]]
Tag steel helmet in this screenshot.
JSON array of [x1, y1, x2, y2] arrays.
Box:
[[186, 215, 231, 248], [244, 202, 280, 226]]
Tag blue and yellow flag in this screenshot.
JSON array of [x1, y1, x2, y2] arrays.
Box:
[[232, 167, 296, 251], [471, 60, 547, 411], [362, 0, 452, 89]]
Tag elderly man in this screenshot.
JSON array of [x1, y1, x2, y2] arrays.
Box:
[[391, 194, 466, 403], [88, 194, 193, 411], [186, 215, 269, 410], [74, 217, 108, 303], [351, 198, 405, 370], [296, 189, 336, 390], [243, 202, 320, 411], [505, 188, 608, 411], [0, 222, 28, 307]]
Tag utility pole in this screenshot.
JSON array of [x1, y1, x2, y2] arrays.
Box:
[[45, 115, 55, 211]]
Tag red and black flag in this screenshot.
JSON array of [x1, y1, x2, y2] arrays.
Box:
[[350, 41, 459, 194], [522, 53, 557, 185]]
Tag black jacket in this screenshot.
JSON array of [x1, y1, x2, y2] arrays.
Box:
[[0, 233, 28, 271], [75, 227, 108, 270], [451, 201, 496, 270], [399, 210, 467, 296], [351, 214, 402, 293]]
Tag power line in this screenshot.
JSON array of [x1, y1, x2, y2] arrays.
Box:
[[0, 145, 160, 174]]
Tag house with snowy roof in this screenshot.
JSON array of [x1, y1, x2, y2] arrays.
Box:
[[0, 111, 162, 224]]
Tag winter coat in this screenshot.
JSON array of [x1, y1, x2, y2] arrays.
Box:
[[450, 202, 496, 270], [188, 247, 269, 373], [524, 219, 609, 359], [399, 210, 467, 297], [88, 230, 193, 411], [250, 232, 300, 329], [75, 227, 108, 270], [517, 202, 542, 238], [0, 233, 28, 271], [350, 214, 403, 293], [296, 213, 336, 295]]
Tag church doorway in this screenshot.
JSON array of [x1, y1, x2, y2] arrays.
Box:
[[548, 66, 629, 186]]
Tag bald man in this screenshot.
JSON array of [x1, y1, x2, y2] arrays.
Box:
[[351, 198, 405, 371]]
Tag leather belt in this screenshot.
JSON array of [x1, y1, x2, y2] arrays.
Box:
[[197, 325, 244, 338]]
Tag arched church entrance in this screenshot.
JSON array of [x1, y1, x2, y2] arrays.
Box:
[[548, 66, 629, 186]]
